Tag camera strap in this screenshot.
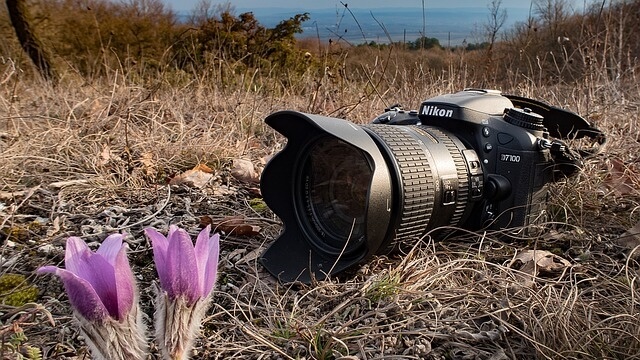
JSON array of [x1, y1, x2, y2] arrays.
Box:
[[505, 94, 607, 176]]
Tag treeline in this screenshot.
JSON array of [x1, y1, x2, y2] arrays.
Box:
[[1, 0, 639, 88], [0, 0, 311, 82], [358, 36, 447, 50]]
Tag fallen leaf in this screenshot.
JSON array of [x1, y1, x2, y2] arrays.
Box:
[[231, 158, 259, 183], [212, 184, 237, 197], [510, 250, 571, 276], [199, 215, 213, 227], [47, 216, 61, 236], [201, 215, 261, 236], [227, 248, 247, 261], [139, 152, 157, 177], [618, 220, 640, 259], [194, 163, 213, 173], [509, 250, 572, 288], [603, 157, 638, 196], [170, 163, 214, 188]]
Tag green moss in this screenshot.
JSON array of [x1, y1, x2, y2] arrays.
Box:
[[3, 331, 42, 360], [0, 222, 44, 243], [24, 345, 43, 360], [0, 274, 39, 307], [1, 226, 29, 242], [249, 198, 268, 213]]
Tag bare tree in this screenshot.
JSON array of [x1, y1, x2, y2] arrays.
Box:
[[534, 0, 570, 38], [6, 0, 58, 83], [484, 0, 507, 80], [486, 0, 508, 48]]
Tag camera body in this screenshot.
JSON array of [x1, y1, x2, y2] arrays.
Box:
[[370, 89, 554, 236], [259, 89, 601, 283]]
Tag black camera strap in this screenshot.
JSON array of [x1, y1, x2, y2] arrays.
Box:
[[505, 94, 606, 176]]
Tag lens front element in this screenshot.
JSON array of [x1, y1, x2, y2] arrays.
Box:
[[300, 138, 373, 255]]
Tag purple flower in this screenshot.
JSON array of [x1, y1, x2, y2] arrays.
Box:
[[38, 234, 135, 322], [38, 234, 148, 360], [145, 225, 220, 304]]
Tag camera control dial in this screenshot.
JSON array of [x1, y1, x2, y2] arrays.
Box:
[[504, 107, 544, 131]]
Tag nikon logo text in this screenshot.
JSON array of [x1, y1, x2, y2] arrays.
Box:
[[421, 105, 454, 117]]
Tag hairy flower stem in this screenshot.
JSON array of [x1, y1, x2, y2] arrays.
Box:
[[155, 291, 211, 360], [75, 302, 148, 360]]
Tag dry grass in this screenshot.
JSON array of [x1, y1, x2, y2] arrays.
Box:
[[0, 49, 639, 360]]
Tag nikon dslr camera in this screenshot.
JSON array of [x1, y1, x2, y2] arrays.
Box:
[[259, 89, 604, 283]]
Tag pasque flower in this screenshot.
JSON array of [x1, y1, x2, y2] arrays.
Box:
[[145, 225, 220, 360], [38, 234, 148, 360], [146, 224, 220, 304]]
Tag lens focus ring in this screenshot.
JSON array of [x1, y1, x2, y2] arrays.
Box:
[[364, 124, 436, 248], [364, 124, 473, 250]]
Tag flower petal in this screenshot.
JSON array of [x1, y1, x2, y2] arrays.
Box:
[[194, 227, 219, 298], [112, 242, 136, 320], [96, 233, 124, 265], [64, 238, 107, 298], [165, 227, 199, 303], [194, 226, 211, 294], [39, 235, 137, 322], [37, 265, 60, 274], [146, 227, 169, 288], [64, 237, 90, 276], [42, 267, 110, 322], [167, 225, 179, 239], [83, 251, 120, 319]]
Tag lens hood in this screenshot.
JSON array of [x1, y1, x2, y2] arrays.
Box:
[[260, 111, 393, 283]]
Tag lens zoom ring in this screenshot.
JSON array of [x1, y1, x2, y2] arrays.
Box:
[[365, 125, 435, 244], [415, 126, 470, 227]]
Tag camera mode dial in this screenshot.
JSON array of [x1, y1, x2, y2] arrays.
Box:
[[504, 107, 544, 131]]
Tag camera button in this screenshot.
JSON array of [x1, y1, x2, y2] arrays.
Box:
[[482, 127, 490, 137], [484, 143, 493, 152], [498, 133, 514, 145], [443, 190, 456, 205]]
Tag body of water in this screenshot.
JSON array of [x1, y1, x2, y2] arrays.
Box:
[[240, 6, 532, 46]]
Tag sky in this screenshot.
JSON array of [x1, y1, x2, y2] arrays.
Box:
[[162, 0, 555, 13]]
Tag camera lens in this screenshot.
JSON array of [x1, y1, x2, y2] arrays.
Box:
[[361, 124, 473, 251], [259, 110, 483, 283], [297, 125, 475, 257], [298, 137, 372, 256]]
